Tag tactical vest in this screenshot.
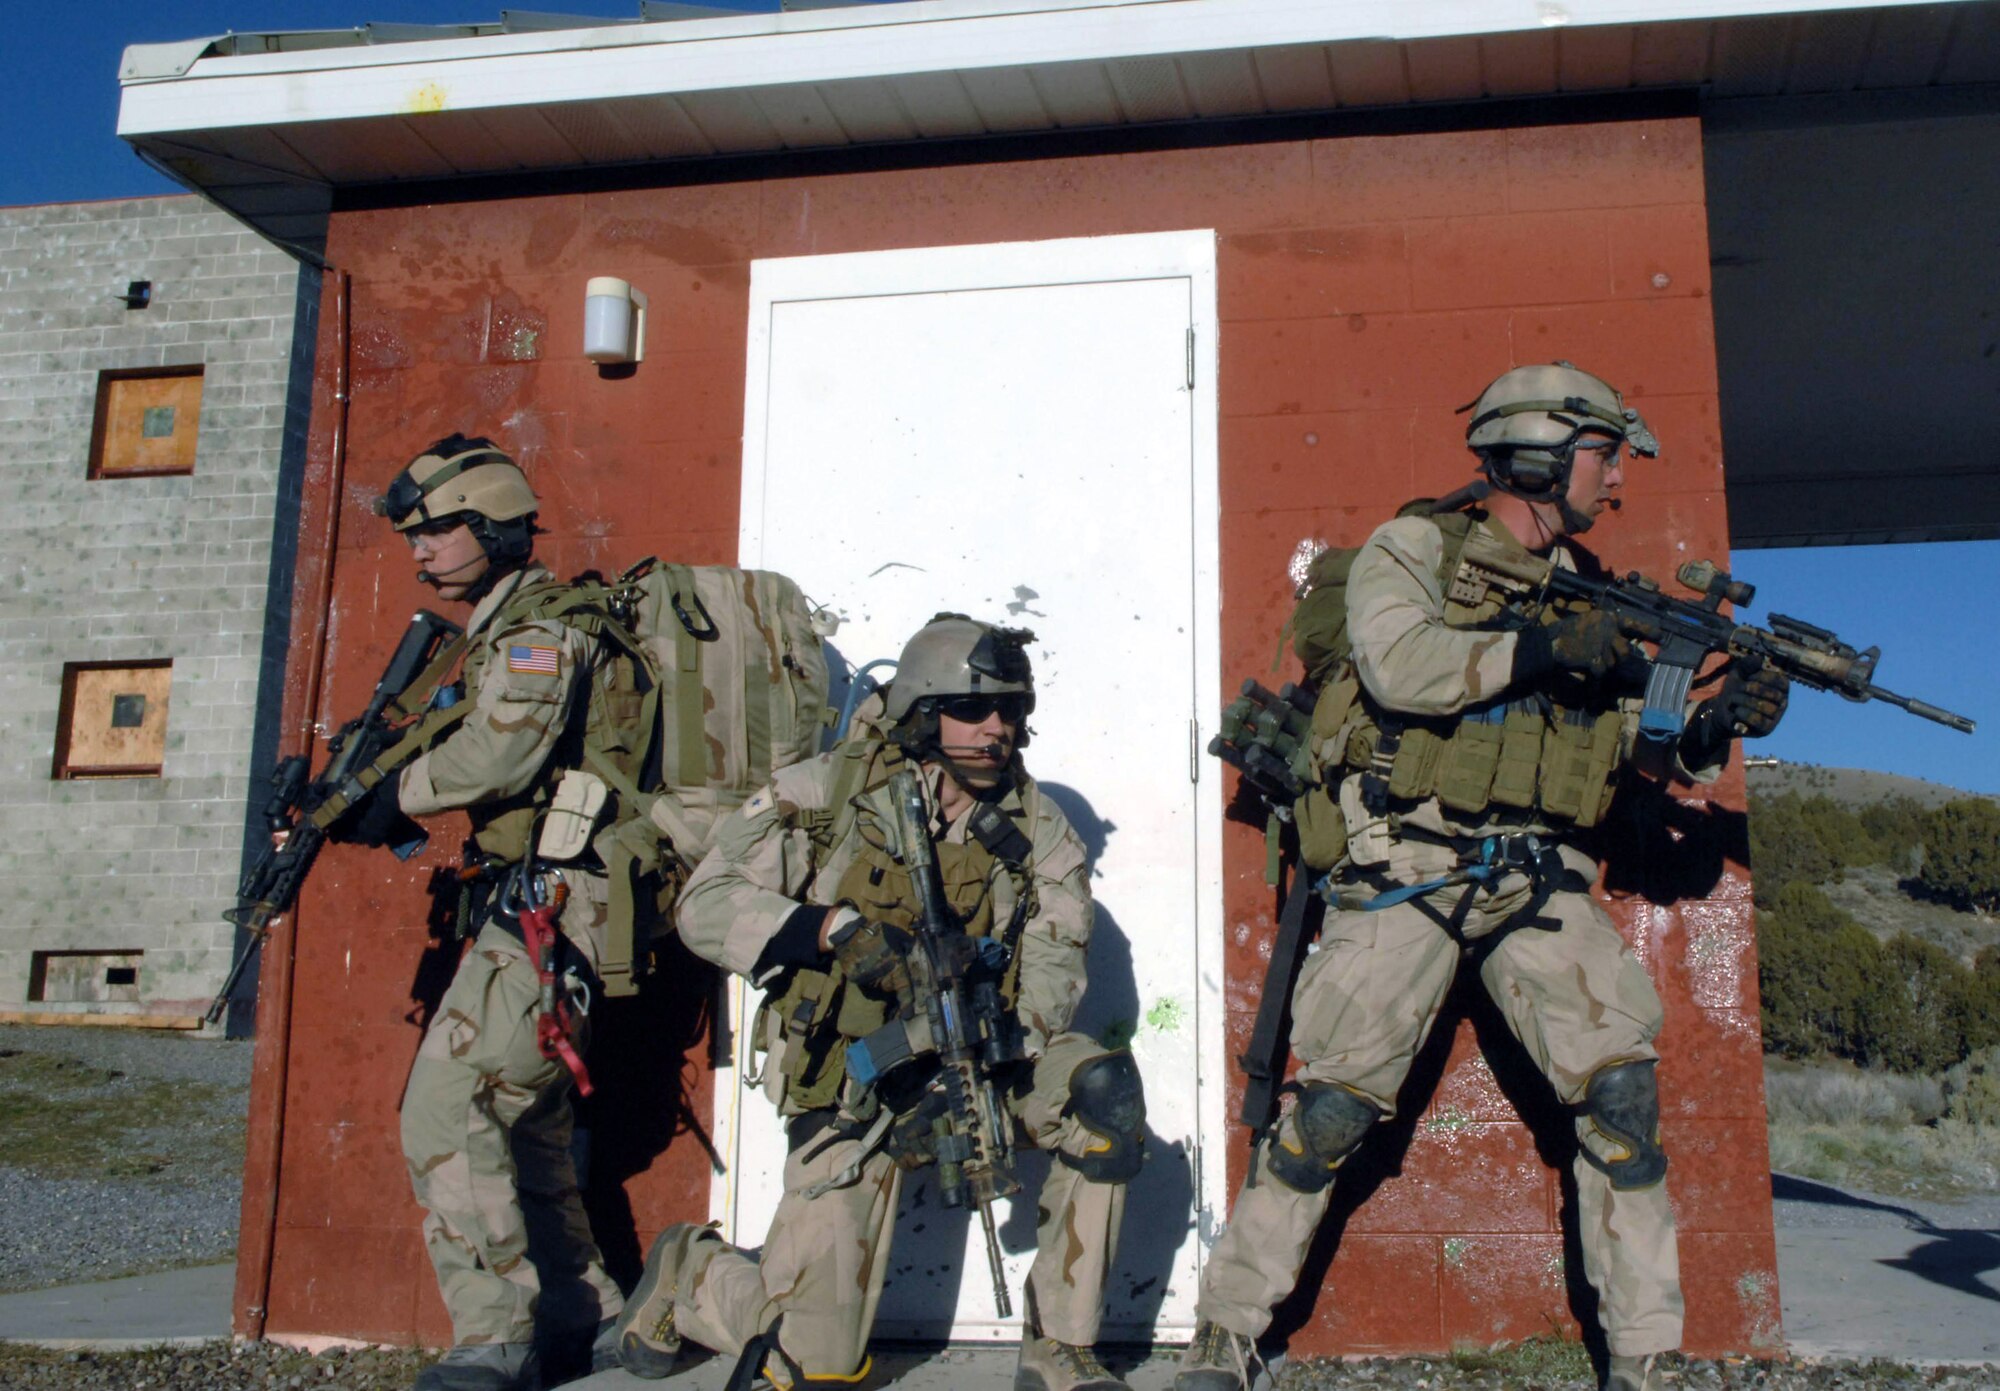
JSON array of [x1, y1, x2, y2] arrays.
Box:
[[1294, 508, 1624, 867], [763, 734, 1037, 1113], [347, 573, 674, 977], [447, 577, 656, 863]]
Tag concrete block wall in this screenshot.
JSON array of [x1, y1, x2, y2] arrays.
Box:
[[0, 194, 302, 1020]]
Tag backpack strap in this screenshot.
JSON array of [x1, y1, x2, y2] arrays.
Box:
[[800, 728, 899, 857], [661, 562, 709, 785]]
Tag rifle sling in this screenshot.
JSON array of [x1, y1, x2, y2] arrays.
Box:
[[1237, 865, 1325, 1131]]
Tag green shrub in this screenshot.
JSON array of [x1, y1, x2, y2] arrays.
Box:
[[1878, 934, 1983, 1074], [1919, 797, 2000, 913], [1757, 890, 1997, 1073], [1748, 790, 1897, 904], [1944, 1046, 2000, 1126], [1859, 796, 1928, 872], [1758, 884, 1896, 1061]]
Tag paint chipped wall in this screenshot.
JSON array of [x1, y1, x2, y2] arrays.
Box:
[[0, 196, 302, 1018], [259, 112, 1777, 1354]]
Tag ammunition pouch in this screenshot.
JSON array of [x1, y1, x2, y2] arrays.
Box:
[[1330, 695, 1622, 830]]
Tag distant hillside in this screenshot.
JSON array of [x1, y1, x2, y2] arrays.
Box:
[[1744, 759, 1981, 810], [1745, 760, 1999, 967]]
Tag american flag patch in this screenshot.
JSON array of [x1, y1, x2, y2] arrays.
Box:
[[507, 644, 561, 675]]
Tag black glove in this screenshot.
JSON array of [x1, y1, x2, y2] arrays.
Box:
[[1512, 610, 1631, 686], [328, 771, 425, 853], [832, 916, 916, 994], [1684, 662, 1790, 763]]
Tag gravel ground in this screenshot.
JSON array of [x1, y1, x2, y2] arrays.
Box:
[[0, 1025, 252, 1292], [0, 1343, 1994, 1391], [2, 1027, 1995, 1390], [1772, 1177, 2000, 1234]]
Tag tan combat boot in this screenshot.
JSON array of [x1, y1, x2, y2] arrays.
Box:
[[612, 1222, 715, 1379], [1172, 1318, 1256, 1391], [1604, 1353, 1661, 1391], [1015, 1332, 1129, 1391]]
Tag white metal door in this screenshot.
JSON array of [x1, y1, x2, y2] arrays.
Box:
[[724, 231, 1223, 1341]]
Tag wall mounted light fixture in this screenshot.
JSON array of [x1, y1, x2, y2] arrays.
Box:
[[115, 280, 153, 310], [583, 277, 647, 365]]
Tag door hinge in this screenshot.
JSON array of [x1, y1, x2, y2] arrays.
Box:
[[1185, 327, 1196, 389], [1190, 717, 1200, 783]]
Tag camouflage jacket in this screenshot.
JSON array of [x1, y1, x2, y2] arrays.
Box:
[[397, 564, 609, 860], [1344, 511, 1722, 845], [677, 748, 1094, 1064]]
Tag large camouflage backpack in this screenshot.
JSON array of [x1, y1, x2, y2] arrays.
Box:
[[1222, 502, 1479, 872], [1285, 500, 1477, 687], [561, 559, 833, 995]]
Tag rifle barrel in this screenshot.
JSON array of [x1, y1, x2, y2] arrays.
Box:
[[1873, 686, 1976, 735], [980, 1205, 1013, 1318]]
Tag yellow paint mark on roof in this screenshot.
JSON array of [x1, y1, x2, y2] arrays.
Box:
[[407, 82, 448, 115]]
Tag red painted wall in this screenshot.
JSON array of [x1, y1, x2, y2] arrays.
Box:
[[240, 112, 1780, 1356]]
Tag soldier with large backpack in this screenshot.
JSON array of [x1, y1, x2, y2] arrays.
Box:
[[327, 434, 642, 1391], [1176, 365, 1789, 1391], [614, 615, 1146, 1391]]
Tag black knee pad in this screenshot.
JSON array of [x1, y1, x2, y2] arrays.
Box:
[[1263, 1083, 1377, 1194], [1578, 1060, 1668, 1191], [1056, 1050, 1146, 1184]]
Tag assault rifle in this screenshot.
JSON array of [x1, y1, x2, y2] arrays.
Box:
[[1454, 535, 1976, 741], [1208, 680, 1331, 1132], [205, 610, 463, 1024], [843, 768, 1024, 1317]]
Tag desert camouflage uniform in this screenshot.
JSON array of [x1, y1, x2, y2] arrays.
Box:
[[397, 564, 625, 1347], [1197, 513, 1721, 1359], [669, 746, 1126, 1377]]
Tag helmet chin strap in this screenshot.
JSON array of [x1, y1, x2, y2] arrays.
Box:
[[1555, 494, 1597, 536]]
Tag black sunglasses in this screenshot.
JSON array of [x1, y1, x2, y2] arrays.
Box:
[[938, 693, 1030, 725]]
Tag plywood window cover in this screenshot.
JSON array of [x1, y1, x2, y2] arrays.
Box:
[[53, 660, 172, 779], [28, 950, 145, 1005], [88, 365, 203, 480]]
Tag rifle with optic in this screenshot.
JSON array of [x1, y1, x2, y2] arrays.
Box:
[[205, 610, 463, 1024], [1451, 535, 1975, 742], [839, 768, 1025, 1317]]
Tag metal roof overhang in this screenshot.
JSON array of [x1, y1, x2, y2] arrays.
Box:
[[117, 0, 2000, 262], [115, 0, 2000, 550]]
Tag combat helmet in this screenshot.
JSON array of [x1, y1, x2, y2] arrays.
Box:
[[377, 434, 539, 570], [883, 613, 1037, 754], [1462, 362, 1659, 530]]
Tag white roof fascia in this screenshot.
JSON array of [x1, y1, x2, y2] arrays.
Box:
[[117, 0, 1974, 138]]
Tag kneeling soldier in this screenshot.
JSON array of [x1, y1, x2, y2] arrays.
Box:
[[616, 614, 1144, 1390]]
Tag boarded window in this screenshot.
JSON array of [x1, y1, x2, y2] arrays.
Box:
[[53, 661, 172, 778], [88, 366, 203, 478], [29, 951, 144, 1004]]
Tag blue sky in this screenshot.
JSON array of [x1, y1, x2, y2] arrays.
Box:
[[6, 4, 1996, 797]]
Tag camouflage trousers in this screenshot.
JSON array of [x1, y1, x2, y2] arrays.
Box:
[[675, 1032, 1128, 1377], [1199, 841, 1683, 1358], [399, 871, 623, 1346]]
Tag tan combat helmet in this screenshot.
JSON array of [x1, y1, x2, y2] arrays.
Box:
[[1459, 362, 1659, 533], [883, 613, 1037, 750], [377, 434, 539, 566]]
